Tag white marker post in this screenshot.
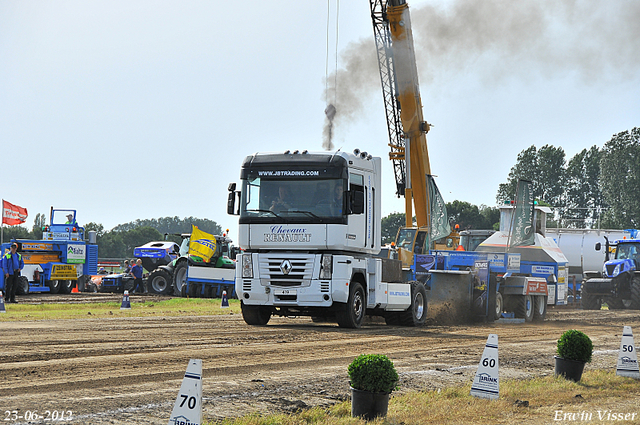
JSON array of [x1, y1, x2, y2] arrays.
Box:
[[168, 359, 203, 425], [616, 326, 639, 379], [470, 334, 499, 400]]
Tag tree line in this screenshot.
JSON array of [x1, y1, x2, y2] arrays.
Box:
[[1, 216, 222, 259], [496, 127, 639, 229]]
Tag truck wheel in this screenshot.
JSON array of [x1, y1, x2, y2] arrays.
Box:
[[16, 276, 30, 295], [173, 261, 188, 296], [384, 313, 400, 325], [203, 285, 214, 298], [398, 281, 427, 327], [241, 301, 271, 325], [60, 280, 74, 294], [48, 280, 61, 294], [533, 295, 547, 321], [336, 282, 365, 329], [629, 276, 640, 310], [515, 295, 534, 322], [124, 279, 137, 294], [580, 286, 601, 310], [188, 283, 201, 298], [147, 269, 173, 295], [605, 297, 625, 310], [494, 292, 503, 320]]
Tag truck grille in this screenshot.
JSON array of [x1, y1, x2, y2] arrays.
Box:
[[259, 254, 314, 287], [606, 264, 616, 276]]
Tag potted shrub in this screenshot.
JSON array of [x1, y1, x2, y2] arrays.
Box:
[[555, 329, 593, 382], [348, 354, 398, 420]]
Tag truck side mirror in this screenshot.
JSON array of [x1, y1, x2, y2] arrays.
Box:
[[350, 190, 364, 215], [227, 183, 239, 215], [595, 242, 601, 251]]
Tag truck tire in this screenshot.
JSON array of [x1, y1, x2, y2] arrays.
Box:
[[336, 282, 365, 329], [398, 281, 427, 327], [173, 261, 188, 296], [16, 276, 29, 295], [60, 280, 74, 294], [124, 278, 137, 294], [147, 269, 173, 295], [188, 283, 201, 298], [384, 313, 400, 326], [203, 285, 214, 298], [515, 295, 534, 322], [533, 295, 547, 322], [580, 285, 600, 310], [494, 292, 503, 320], [629, 276, 640, 310], [241, 301, 271, 325], [605, 297, 625, 310], [48, 280, 61, 294]]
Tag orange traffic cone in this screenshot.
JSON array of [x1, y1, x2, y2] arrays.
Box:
[[71, 283, 79, 293]]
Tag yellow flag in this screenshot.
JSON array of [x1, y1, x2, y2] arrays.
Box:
[[188, 225, 217, 262]]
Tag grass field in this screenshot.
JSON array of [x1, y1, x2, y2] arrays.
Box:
[[214, 370, 640, 425], [0, 297, 241, 320]]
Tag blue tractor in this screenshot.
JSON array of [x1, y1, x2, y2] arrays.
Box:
[[581, 232, 640, 310]]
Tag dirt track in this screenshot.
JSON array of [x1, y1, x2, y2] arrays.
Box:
[[1, 294, 639, 424]]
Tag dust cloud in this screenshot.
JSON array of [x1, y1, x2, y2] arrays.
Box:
[[322, 0, 640, 149]]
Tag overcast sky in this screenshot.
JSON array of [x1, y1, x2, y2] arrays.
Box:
[[1, 0, 638, 234]]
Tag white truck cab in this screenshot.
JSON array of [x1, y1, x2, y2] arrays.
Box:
[[228, 149, 426, 328]]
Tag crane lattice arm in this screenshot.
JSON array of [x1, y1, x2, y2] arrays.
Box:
[[369, 0, 432, 229]]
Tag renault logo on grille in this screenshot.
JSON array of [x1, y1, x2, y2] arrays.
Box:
[[280, 259, 292, 275]]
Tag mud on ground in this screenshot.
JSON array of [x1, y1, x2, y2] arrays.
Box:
[[1, 294, 638, 424]]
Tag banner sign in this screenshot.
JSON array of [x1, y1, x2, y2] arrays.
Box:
[[427, 175, 451, 242], [2, 200, 28, 225], [509, 180, 535, 247], [189, 225, 217, 263]]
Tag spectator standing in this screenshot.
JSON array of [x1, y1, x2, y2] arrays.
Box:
[[130, 259, 145, 294], [2, 243, 24, 303]]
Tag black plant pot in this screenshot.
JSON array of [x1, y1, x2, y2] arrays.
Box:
[[351, 387, 390, 420], [555, 356, 586, 382]]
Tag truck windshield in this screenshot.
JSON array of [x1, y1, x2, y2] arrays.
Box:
[[616, 242, 640, 261], [240, 177, 346, 224]]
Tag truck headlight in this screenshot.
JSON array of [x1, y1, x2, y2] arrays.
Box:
[[320, 254, 332, 280], [241, 254, 253, 278]]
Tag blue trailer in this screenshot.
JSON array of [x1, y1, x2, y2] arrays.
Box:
[[0, 208, 98, 294], [406, 204, 568, 323]]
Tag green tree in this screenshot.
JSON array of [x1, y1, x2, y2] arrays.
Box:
[[84, 222, 105, 238], [381, 212, 406, 245], [447, 201, 499, 230], [496, 145, 566, 206], [112, 216, 222, 236], [563, 146, 604, 228], [496, 146, 537, 203], [599, 128, 640, 228], [120, 227, 163, 257], [479, 204, 501, 230], [1, 225, 30, 243], [30, 213, 47, 239]]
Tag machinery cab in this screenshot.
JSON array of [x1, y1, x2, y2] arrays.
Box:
[[600, 239, 640, 279], [394, 224, 460, 268], [43, 208, 84, 241]]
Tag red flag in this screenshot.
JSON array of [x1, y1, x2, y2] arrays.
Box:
[[2, 200, 28, 225]]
